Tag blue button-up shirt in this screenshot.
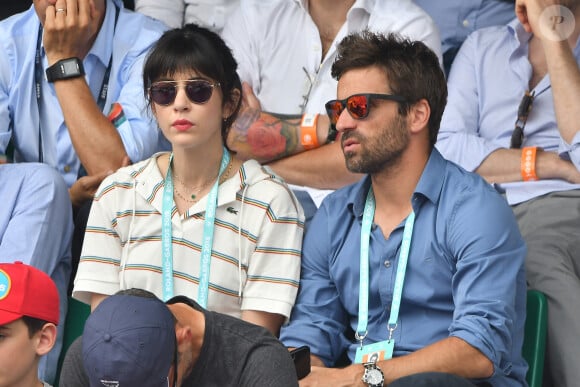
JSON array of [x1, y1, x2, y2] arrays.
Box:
[[436, 19, 580, 205], [0, 1, 167, 186], [280, 150, 527, 387], [414, 0, 514, 56]]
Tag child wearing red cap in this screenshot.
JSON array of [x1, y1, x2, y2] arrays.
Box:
[[0, 262, 60, 387]]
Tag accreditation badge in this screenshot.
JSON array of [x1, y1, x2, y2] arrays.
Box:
[[354, 339, 395, 364]]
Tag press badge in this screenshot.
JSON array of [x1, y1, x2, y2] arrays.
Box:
[[354, 339, 395, 363]]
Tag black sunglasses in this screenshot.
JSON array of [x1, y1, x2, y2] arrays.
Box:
[[149, 79, 220, 106], [325, 93, 407, 126], [509, 90, 535, 149]]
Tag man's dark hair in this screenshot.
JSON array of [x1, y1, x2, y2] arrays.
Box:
[[331, 31, 447, 147], [21, 316, 50, 338], [115, 288, 158, 299]]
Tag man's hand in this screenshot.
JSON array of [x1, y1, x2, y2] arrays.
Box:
[[299, 365, 362, 387], [516, 0, 576, 34], [69, 156, 130, 208], [43, 0, 102, 64]]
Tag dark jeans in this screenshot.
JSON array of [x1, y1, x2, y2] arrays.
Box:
[[390, 372, 491, 387], [69, 200, 92, 295]]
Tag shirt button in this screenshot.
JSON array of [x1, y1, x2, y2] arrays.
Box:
[[64, 165, 71, 173], [462, 19, 470, 27], [384, 260, 391, 268]]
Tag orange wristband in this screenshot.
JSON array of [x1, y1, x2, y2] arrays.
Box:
[[521, 146, 538, 181], [300, 113, 319, 150]]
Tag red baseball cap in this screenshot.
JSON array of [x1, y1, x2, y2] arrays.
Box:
[[0, 262, 59, 325]]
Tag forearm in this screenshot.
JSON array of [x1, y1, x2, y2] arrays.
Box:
[[542, 38, 580, 144], [306, 337, 492, 386], [379, 337, 493, 383], [228, 110, 331, 163], [241, 310, 285, 337], [475, 147, 580, 183], [267, 142, 363, 189], [53, 77, 128, 174]]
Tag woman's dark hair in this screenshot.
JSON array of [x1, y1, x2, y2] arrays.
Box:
[[143, 23, 242, 146]]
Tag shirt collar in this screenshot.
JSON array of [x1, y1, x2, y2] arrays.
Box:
[[349, 149, 447, 218], [293, 0, 375, 16], [90, 1, 118, 67], [507, 17, 532, 48]]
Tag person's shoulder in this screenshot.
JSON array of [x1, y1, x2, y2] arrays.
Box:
[[94, 155, 159, 197], [211, 309, 283, 347], [115, 6, 168, 45], [369, 0, 435, 23]]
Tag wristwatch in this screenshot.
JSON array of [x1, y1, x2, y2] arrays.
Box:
[[362, 361, 384, 387], [46, 57, 85, 82]]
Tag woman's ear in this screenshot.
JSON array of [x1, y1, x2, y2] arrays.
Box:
[[223, 88, 242, 120], [35, 323, 57, 356]]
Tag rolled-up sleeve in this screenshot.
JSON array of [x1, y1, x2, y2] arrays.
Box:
[[279, 203, 350, 366]]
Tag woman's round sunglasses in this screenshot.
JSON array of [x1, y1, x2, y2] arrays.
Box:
[[149, 79, 220, 106], [325, 93, 407, 126]]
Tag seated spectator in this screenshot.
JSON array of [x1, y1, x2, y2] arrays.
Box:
[[414, 0, 515, 75], [0, 163, 73, 384], [0, 262, 60, 387], [0, 0, 167, 208], [222, 0, 442, 227], [59, 289, 298, 386], [135, 0, 238, 33], [72, 24, 304, 337], [436, 1, 580, 385], [63, 290, 176, 387], [280, 31, 527, 386]]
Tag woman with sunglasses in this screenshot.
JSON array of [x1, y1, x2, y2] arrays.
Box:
[[72, 24, 304, 336]]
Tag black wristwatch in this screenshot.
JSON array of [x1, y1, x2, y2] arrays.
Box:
[[46, 57, 85, 82], [362, 361, 384, 387]]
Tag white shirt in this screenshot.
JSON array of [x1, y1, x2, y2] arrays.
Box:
[[222, 0, 442, 203]]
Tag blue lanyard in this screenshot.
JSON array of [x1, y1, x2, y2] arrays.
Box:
[[356, 188, 415, 344], [161, 148, 230, 305]]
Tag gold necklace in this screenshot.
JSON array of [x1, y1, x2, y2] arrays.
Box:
[[173, 158, 234, 202]]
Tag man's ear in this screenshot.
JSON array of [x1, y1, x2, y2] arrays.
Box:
[[408, 98, 430, 135], [175, 324, 192, 350], [223, 88, 242, 120], [35, 323, 57, 356]]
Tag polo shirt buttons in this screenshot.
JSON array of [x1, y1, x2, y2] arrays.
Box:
[[64, 165, 71, 173]]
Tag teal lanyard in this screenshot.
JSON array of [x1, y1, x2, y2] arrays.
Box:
[[356, 188, 415, 344], [161, 148, 230, 305]]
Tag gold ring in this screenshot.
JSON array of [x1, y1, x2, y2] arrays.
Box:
[[56, 8, 66, 13]]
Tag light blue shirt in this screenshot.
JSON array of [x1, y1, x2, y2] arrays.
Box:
[[280, 150, 527, 387], [436, 19, 580, 205], [414, 0, 514, 55], [0, 163, 73, 384], [0, 1, 167, 187]]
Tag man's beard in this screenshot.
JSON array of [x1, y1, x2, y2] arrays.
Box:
[[342, 115, 409, 174]]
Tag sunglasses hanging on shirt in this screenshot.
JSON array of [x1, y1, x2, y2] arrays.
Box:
[[510, 90, 535, 149]]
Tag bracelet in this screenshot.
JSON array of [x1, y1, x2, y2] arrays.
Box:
[[300, 113, 319, 150], [521, 146, 538, 181]]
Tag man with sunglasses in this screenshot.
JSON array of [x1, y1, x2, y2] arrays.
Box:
[[280, 31, 527, 387], [436, 1, 580, 385], [222, 0, 442, 229], [59, 289, 298, 386]]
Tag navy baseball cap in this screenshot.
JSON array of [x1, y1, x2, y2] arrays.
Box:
[[82, 294, 176, 387]]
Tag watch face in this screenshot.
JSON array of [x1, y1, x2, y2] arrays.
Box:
[[366, 369, 383, 384], [62, 60, 80, 75]]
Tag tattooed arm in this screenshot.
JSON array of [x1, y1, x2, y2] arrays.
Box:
[[226, 83, 362, 189]]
